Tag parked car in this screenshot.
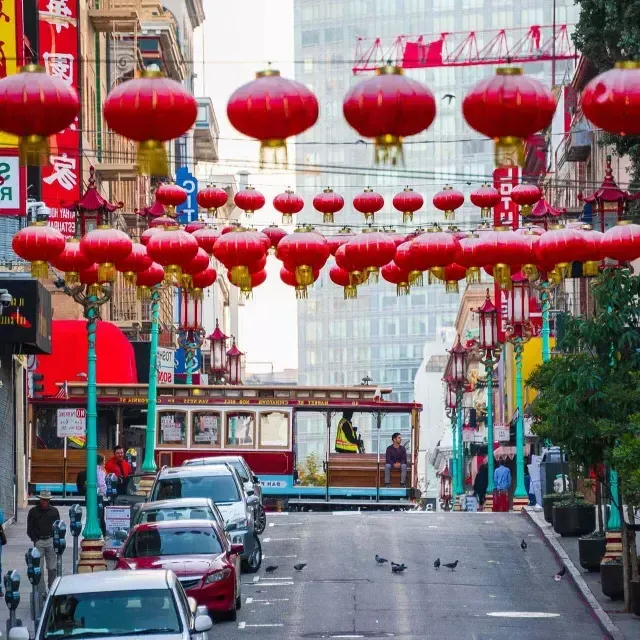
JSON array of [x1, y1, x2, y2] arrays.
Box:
[[182, 456, 266, 534], [114, 520, 243, 620], [133, 498, 227, 533], [34, 570, 212, 639], [150, 465, 262, 573]]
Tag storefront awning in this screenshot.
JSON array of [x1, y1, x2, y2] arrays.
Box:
[[493, 445, 531, 461]]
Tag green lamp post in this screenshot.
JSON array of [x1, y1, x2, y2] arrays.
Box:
[[448, 336, 468, 500]]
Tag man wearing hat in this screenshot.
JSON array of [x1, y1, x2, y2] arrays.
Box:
[[27, 490, 60, 597]]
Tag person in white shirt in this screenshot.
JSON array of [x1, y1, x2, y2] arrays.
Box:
[[97, 454, 107, 496]]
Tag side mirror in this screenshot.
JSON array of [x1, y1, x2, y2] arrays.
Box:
[[195, 605, 208, 617], [193, 615, 213, 634], [245, 485, 255, 496], [9, 628, 30, 640], [103, 547, 121, 561], [253, 475, 259, 484], [247, 495, 259, 506], [230, 543, 244, 555]]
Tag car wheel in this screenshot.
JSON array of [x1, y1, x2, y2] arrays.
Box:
[[242, 534, 262, 573], [227, 604, 238, 622], [254, 504, 267, 534], [236, 593, 242, 610]]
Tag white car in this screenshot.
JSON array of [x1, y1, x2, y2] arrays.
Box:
[[31, 570, 212, 640]]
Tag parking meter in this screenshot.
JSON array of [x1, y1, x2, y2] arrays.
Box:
[[4, 570, 20, 634], [106, 473, 118, 504], [25, 548, 41, 623], [52, 520, 67, 578], [69, 505, 82, 575]]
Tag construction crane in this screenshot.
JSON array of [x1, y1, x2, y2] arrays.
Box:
[[352, 24, 577, 74]]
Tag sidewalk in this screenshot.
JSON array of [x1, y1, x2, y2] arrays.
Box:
[[524, 506, 640, 640], [1, 507, 76, 636]]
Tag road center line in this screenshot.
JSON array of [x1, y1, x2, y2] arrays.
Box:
[[238, 623, 285, 628], [263, 555, 298, 559], [251, 581, 294, 586], [252, 576, 260, 582], [487, 612, 560, 618], [268, 576, 293, 580], [267, 537, 301, 541], [251, 598, 290, 602], [245, 597, 253, 604]]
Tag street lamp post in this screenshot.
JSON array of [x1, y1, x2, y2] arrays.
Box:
[[179, 291, 205, 385], [209, 320, 229, 384], [444, 381, 457, 500], [505, 273, 533, 510], [448, 336, 468, 504]]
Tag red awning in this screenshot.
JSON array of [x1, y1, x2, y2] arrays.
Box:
[[34, 320, 137, 396]]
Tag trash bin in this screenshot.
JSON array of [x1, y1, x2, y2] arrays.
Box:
[[540, 447, 569, 497]]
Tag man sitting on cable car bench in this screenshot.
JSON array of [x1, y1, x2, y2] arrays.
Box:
[[384, 432, 407, 488], [335, 410, 364, 454]]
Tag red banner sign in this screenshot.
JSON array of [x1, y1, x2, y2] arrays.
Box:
[[492, 166, 520, 230], [39, 0, 80, 236]]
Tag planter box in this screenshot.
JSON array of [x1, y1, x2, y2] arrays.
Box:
[[600, 562, 624, 600], [552, 503, 596, 536], [631, 580, 640, 617], [578, 536, 606, 572], [543, 495, 566, 524]]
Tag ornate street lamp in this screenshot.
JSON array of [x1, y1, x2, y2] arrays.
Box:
[[178, 290, 205, 385], [505, 272, 534, 509], [439, 464, 453, 512], [208, 320, 228, 384], [227, 338, 244, 385], [448, 336, 468, 499], [443, 378, 458, 500]]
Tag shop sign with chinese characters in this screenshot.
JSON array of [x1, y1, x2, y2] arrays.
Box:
[[39, 0, 80, 233]]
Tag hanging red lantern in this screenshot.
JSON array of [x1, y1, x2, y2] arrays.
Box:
[[227, 68, 318, 165], [80, 226, 133, 283], [273, 188, 304, 224], [280, 266, 319, 299], [247, 254, 267, 274], [103, 69, 198, 176], [581, 62, 640, 136], [234, 186, 265, 217], [155, 183, 187, 215], [141, 226, 163, 247], [470, 184, 501, 219], [196, 185, 228, 217], [249, 230, 271, 253], [49, 238, 91, 285], [386, 231, 406, 248], [602, 221, 640, 263], [344, 231, 396, 281], [229, 268, 267, 299], [12, 222, 65, 278], [353, 188, 384, 223], [185, 221, 205, 234], [192, 227, 221, 255], [334, 244, 368, 287], [535, 225, 586, 279], [433, 185, 465, 221], [149, 215, 178, 229], [409, 227, 461, 283], [276, 229, 330, 286], [343, 65, 436, 164], [405, 228, 425, 241], [326, 228, 355, 255], [114, 241, 152, 285], [146, 227, 199, 281], [462, 67, 555, 167], [180, 247, 210, 289], [457, 234, 484, 283], [79, 264, 104, 297], [313, 188, 344, 223], [381, 262, 411, 296], [191, 265, 218, 299], [392, 187, 423, 223], [474, 226, 528, 288], [577, 226, 605, 276], [510, 184, 542, 217], [431, 263, 467, 294], [261, 225, 287, 253], [394, 240, 422, 285], [329, 265, 360, 300], [0, 64, 80, 165], [136, 262, 165, 300], [213, 229, 266, 288]]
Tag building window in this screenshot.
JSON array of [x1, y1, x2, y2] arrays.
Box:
[[301, 30, 319, 47], [304, 58, 314, 73], [259, 411, 289, 448], [158, 411, 187, 446], [226, 412, 255, 447], [191, 411, 221, 447]]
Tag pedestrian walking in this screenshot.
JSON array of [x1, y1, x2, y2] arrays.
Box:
[[97, 454, 107, 536], [105, 445, 133, 495], [473, 462, 488, 511], [0, 506, 6, 596], [27, 490, 60, 600], [384, 432, 408, 488], [493, 459, 512, 512]]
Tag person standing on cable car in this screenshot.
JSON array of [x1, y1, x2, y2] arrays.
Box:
[[335, 410, 364, 453]]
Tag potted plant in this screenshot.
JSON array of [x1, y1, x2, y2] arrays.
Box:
[[543, 491, 582, 524], [552, 497, 595, 537], [578, 470, 606, 572], [601, 557, 625, 600]]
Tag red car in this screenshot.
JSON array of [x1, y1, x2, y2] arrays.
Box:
[[114, 519, 244, 620]]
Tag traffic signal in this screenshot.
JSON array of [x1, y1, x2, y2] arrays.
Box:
[[28, 372, 44, 398]]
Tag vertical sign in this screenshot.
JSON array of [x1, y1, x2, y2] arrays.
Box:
[[39, 0, 80, 232], [0, 152, 26, 215], [176, 166, 198, 224]]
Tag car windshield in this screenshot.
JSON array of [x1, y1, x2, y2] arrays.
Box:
[[136, 506, 215, 525], [41, 589, 182, 638], [186, 459, 250, 482], [125, 526, 223, 557], [153, 475, 241, 503]]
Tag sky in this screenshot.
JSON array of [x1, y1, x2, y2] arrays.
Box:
[[194, 0, 298, 374]]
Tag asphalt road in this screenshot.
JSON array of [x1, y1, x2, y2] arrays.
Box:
[[214, 511, 606, 640]]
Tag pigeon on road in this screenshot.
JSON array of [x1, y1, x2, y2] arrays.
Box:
[[434, 558, 440, 570], [521, 539, 528, 550], [294, 563, 306, 571], [375, 555, 388, 565], [443, 560, 459, 571], [554, 566, 567, 581], [265, 565, 278, 573], [391, 563, 407, 573]]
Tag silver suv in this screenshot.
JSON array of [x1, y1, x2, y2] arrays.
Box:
[[34, 570, 212, 640], [150, 465, 262, 573]]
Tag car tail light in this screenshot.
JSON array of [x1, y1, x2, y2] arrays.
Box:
[[204, 568, 232, 584]]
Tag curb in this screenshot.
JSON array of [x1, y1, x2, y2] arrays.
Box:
[[522, 506, 625, 640]]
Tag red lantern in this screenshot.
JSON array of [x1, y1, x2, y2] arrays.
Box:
[[353, 188, 384, 223], [392, 187, 423, 223], [457, 234, 483, 283], [535, 225, 586, 279], [12, 222, 65, 278], [191, 266, 218, 299], [276, 229, 330, 286], [577, 226, 605, 277], [477, 290, 499, 351], [0, 64, 80, 165], [49, 238, 91, 285], [197, 185, 228, 217], [248, 254, 267, 274], [181, 247, 210, 289], [155, 183, 187, 214], [474, 227, 526, 288], [329, 265, 360, 300], [185, 221, 206, 234], [146, 227, 199, 281], [602, 221, 640, 263], [273, 188, 304, 224], [470, 184, 501, 219], [135, 262, 165, 300], [261, 225, 287, 252], [234, 186, 265, 217], [192, 227, 221, 255], [114, 241, 152, 285], [227, 68, 318, 165], [394, 241, 421, 285], [581, 62, 640, 136], [79, 264, 104, 297], [249, 230, 271, 253], [228, 268, 266, 299], [209, 321, 228, 378], [387, 231, 406, 248], [280, 266, 319, 299], [326, 229, 355, 256], [510, 184, 542, 217], [80, 226, 133, 283], [149, 215, 178, 229], [462, 67, 555, 167], [226, 339, 244, 385], [334, 244, 368, 287], [433, 185, 465, 221], [381, 262, 411, 296], [141, 226, 163, 247], [431, 263, 467, 294], [344, 231, 396, 281], [313, 188, 344, 223], [213, 229, 266, 288], [343, 65, 436, 164], [409, 228, 461, 282], [103, 69, 198, 176]]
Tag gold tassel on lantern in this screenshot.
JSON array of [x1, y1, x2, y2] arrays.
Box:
[[30, 260, 49, 279], [344, 285, 357, 300], [137, 140, 169, 177], [137, 286, 151, 301], [445, 280, 460, 294], [480, 206, 492, 219], [191, 287, 204, 300], [583, 261, 600, 277], [97, 263, 116, 283], [123, 271, 137, 286], [492, 264, 511, 289], [295, 284, 308, 299], [87, 284, 103, 298], [429, 266, 444, 285], [19, 134, 50, 166], [260, 139, 288, 168], [323, 212, 334, 223], [494, 136, 525, 168], [521, 264, 539, 281], [65, 271, 80, 285], [554, 262, 570, 280], [240, 284, 253, 302], [366, 266, 379, 283], [180, 274, 193, 290], [402, 211, 413, 223], [164, 264, 182, 283], [409, 270, 423, 287], [230, 265, 251, 288], [282, 213, 293, 224], [295, 265, 314, 287], [375, 134, 403, 165], [396, 282, 410, 296], [465, 267, 481, 283]]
